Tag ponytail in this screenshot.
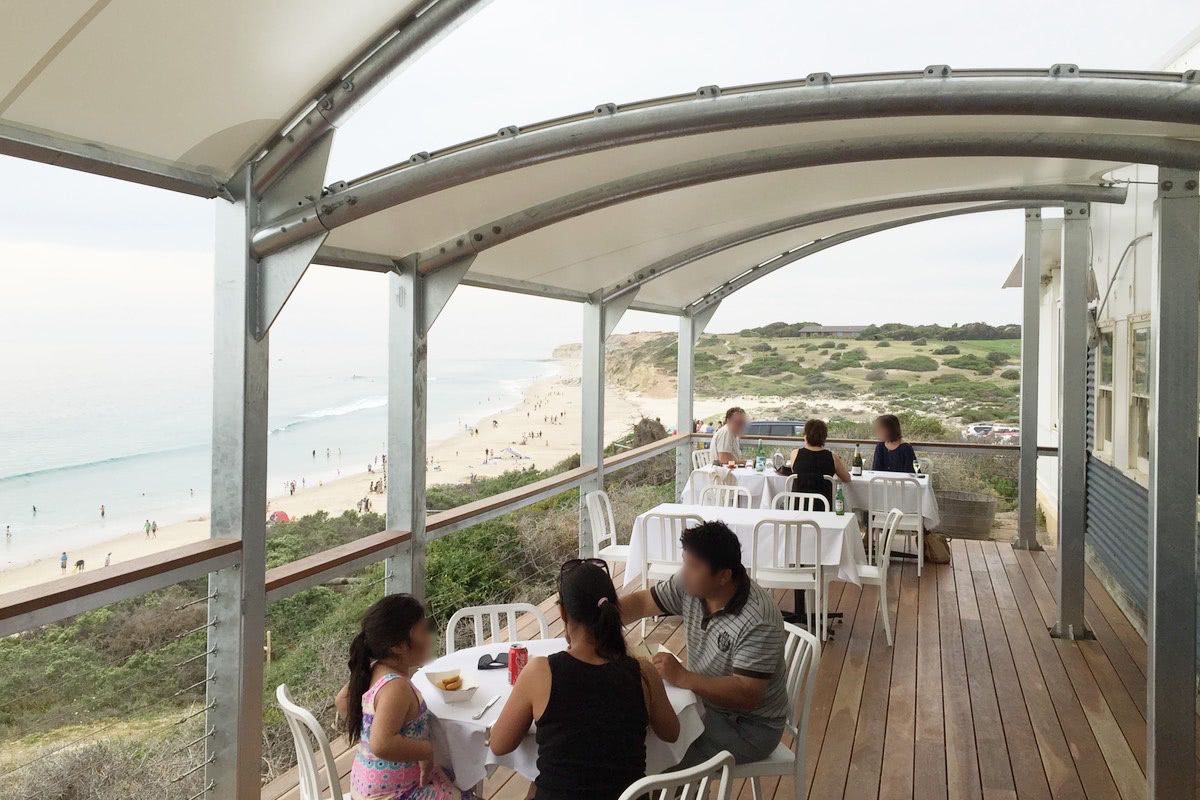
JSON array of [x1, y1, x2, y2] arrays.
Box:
[[591, 595, 628, 663], [559, 562, 628, 664], [343, 594, 427, 743], [345, 632, 372, 743]]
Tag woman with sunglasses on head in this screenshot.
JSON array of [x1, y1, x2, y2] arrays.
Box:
[[490, 559, 680, 800]]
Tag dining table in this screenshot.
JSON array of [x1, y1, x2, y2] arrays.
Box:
[[413, 638, 706, 790], [623, 502, 867, 587]]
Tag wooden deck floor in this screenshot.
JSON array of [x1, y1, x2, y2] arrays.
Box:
[[263, 541, 1188, 800]]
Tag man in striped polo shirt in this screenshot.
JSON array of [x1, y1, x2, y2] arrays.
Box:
[[621, 521, 787, 768]]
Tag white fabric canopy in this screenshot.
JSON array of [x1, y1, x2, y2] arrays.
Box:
[[1, 0, 426, 178]]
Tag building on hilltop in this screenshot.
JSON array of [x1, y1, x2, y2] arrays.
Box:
[[797, 324, 868, 339]]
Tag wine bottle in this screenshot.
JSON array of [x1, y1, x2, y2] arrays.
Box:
[[852, 445, 863, 477], [834, 485, 846, 515]]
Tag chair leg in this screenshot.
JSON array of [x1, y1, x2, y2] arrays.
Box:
[[879, 579, 893, 646], [751, 776, 763, 800], [917, 527, 924, 576]]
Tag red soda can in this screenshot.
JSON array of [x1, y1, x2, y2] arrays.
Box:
[[508, 644, 528, 685]]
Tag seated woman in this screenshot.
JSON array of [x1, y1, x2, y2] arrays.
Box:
[[872, 413, 918, 473], [335, 594, 472, 800], [790, 418, 851, 508], [490, 559, 680, 800]]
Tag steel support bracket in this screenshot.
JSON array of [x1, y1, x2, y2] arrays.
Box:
[[412, 254, 474, 334], [602, 287, 639, 339], [255, 130, 334, 338]]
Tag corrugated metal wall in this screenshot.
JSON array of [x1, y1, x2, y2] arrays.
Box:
[[1084, 347, 1151, 614]]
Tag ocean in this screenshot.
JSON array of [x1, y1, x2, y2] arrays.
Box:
[[0, 351, 556, 568]]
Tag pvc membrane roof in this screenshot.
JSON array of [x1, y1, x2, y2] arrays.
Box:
[[1, 0, 425, 179]]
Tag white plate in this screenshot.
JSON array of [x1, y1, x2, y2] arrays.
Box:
[[425, 669, 479, 704]]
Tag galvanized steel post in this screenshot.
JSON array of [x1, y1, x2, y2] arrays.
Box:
[[205, 166, 268, 799], [1146, 167, 1199, 800], [579, 298, 606, 557], [1016, 209, 1043, 551], [1051, 203, 1091, 640], [676, 315, 697, 500]]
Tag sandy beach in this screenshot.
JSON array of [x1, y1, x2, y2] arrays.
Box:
[[1, 361, 745, 594]]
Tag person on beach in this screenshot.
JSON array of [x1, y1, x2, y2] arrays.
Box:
[[60, 552, 67, 574], [335, 594, 473, 800], [105, 552, 111, 567], [100, 504, 105, 518], [144, 520, 151, 538], [5, 525, 10, 539], [32, 505, 37, 515], [151, 520, 158, 537]]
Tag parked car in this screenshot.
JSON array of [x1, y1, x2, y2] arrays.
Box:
[[747, 420, 806, 438]]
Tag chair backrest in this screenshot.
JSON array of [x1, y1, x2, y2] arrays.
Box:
[[617, 750, 734, 800], [772, 491, 829, 512], [751, 518, 822, 577], [868, 475, 922, 517], [585, 489, 618, 552], [691, 448, 714, 470], [445, 603, 549, 655], [780, 623, 822, 784], [699, 485, 750, 508], [276, 684, 342, 800], [644, 512, 705, 567], [874, 508, 904, 575]]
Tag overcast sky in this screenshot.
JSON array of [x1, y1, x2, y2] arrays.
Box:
[[3, 0, 1199, 364]]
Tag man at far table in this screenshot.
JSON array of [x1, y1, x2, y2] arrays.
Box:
[[711, 407, 748, 465], [620, 521, 787, 768]]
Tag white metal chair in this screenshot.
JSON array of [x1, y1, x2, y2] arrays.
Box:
[[858, 508, 904, 646], [771, 491, 829, 512], [618, 750, 735, 800], [751, 517, 826, 639], [585, 489, 629, 571], [730, 623, 821, 799], [691, 448, 715, 471], [698, 485, 751, 508], [867, 475, 925, 574], [445, 602, 549, 654], [276, 684, 349, 800], [640, 511, 705, 637]]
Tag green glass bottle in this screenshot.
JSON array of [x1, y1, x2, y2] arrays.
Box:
[[834, 485, 846, 515], [755, 439, 766, 472]]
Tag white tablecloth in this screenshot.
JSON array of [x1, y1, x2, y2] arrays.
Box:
[[414, 638, 705, 789], [680, 465, 792, 508], [842, 470, 941, 529], [624, 503, 866, 587]]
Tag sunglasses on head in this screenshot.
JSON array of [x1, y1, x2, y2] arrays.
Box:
[[559, 558, 609, 577]]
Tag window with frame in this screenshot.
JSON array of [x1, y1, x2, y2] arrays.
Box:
[[1096, 328, 1114, 454], [1129, 322, 1151, 471]]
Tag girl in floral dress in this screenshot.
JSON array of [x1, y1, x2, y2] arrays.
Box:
[[336, 594, 473, 800]]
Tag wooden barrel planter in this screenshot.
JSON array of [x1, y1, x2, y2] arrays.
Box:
[[933, 489, 997, 540]]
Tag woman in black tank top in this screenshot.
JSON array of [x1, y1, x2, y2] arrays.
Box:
[[490, 561, 680, 800], [790, 419, 852, 507]]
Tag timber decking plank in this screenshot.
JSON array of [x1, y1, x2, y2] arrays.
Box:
[[1002, 546, 1123, 800], [879, 561, 919, 800], [965, 540, 1052, 800], [843, 584, 892, 800], [951, 539, 1017, 799], [937, 555, 982, 800], [914, 552, 948, 800], [980, 542, 1087, 800]]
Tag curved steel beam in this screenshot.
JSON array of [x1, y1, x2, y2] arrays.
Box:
[[253, 71, 1200, 255], [687, 200, 1078, 312], [255, 132, 1199, 261], [251, 0, 493, 195], [598, 184, 1125, 303]]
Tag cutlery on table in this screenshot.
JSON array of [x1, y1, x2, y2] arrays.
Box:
[[473, 694, 502, 720]]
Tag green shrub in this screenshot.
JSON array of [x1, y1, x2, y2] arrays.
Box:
[[873, 379, 910, 391], [985, 350, 1010, 365], [1001, 368, 1020, 380], [865, 369, 887, 381], [912, 337, 927, 346], [930, 373, 969, 385], [835, 342, 847, 350], [933, 344, 960, 355], [945, 354, 990, 372], [741, 353, 800, 376], [820, 340, 836, 348], [750, 342, 772, 352], [977, 365, 994, 376], [804, 343, 819, 351], [866, 355, 938, 372], [877, 340, 891, 348]]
